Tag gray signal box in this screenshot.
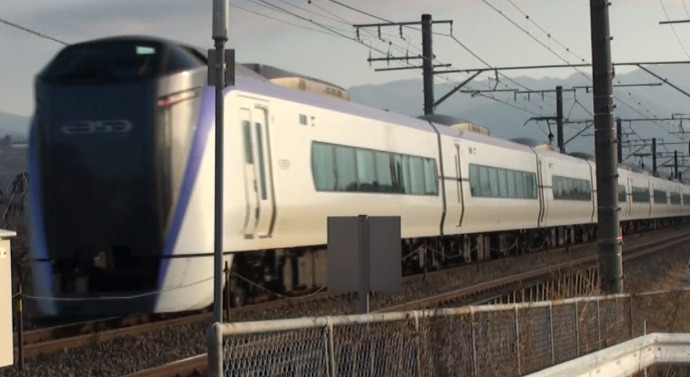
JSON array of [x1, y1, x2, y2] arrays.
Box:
[[327, 216, 402, 312], [0, 229, 16, 368]]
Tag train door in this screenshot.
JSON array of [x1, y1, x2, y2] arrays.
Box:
[[454, 142, 465, 227], [537, 158, 549, 227], [623, 177, 632, 218], [240, 106, 276, 238]]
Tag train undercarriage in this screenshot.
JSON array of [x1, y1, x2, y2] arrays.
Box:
[[226, 216, 687, 308]]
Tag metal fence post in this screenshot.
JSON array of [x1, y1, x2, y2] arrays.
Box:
[[575, 301, 580, 357], [549, 302, 555, 366], [413, 311, 423, 377], [629, 295, 634, 338], [327, 320, 337, 377], [206, 323, 223, 377], [471, 307, 478, 377], [17, 285, 24, 370], [514, 304, 521, 376], [596, 297, 602, 349]]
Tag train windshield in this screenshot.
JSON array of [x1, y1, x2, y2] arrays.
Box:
[[40, 41, 164, 84]]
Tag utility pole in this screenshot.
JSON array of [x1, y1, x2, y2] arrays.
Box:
[[550, 86, 565, 153], [422, 14, 433, 115], [355, 14, 452, 115], [590, 0, 622, 294], [675, 150, 679, 178]]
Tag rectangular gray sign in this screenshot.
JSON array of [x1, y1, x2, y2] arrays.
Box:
[[327, 216, 401, 293]]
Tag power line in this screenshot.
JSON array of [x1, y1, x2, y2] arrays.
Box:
[[0, 17, 68, 45], [480, 0, 591, 82], [251, 0, 354, 40], [659, 0, 690, 59], [327, 0, 392, 23], [274, 0, 350, 26], [505, 0, 588, 64], [481, 0, 687, 143], [230, 2, 337, 36]]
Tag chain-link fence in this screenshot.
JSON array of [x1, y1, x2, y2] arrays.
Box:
[[207, 289, 690, 377]]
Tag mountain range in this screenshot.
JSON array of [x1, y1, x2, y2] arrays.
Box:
[[2, 64, 688, 162]]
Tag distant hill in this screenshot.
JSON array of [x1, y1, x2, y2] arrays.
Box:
[[0, 111, 30, 143], [348, 65, 690, 161]]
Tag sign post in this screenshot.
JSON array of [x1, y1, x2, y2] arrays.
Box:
[[211, 0, 228, 324]]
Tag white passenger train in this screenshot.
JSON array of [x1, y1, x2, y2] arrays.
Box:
[[28, 36, 690, 319]]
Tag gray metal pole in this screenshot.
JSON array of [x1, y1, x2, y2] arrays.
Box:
[[556, 86, 564, 153], [590, 0, 622, 294], [675, 150, 679, 178], [422, 14, 434, 115], [652, 138, 657, 174], [212, 0, 228, 324], [358, 215, 370, 313], [617, 118, 623, 163]]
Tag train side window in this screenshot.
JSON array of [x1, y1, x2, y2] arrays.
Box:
[[479, 166, 490, 197], [401, 156, 412, 194], [375, 152, 393, 192], [553, 176, 590, 201], [527, 173, 538, 199], [423, 158, 438, 195], [618, 185, 626, 202], [498, 169, 508, 198], [469, 164, 479, 196], [393, 154, 404, 193], [653, 189, 667, 204], [335, 146, 357, 191], [409, 156, 425, 195], [683, 193, 690, 205], [513, 171, 525, 198], [356, 149, 376, 192], [671, 192, 681, 205], [506, 170, 516, 198], [632, 186, 649, 203], [488, 167, 499, 197], [312, 143, 335, 191], [242, 121, 253, 164]]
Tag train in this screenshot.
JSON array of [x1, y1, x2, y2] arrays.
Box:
[[28, 35, 690, 319]]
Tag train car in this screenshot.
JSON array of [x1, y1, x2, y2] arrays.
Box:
[[535, 148, 595, 228], [28, 35, 690, 319]]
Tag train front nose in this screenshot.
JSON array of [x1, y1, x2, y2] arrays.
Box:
[[30, 40, 168, 316], [30, 37, 208, 318], [36, 87, 163, 315]]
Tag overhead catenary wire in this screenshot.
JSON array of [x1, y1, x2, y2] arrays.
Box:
[[659, 0, 690, 59], [231, 2, 339, 36], [480, 0, 689, 146], [0, 17, 68, 45]]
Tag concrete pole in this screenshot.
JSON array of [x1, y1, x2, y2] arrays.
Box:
[[422, 14, 434, 115], [557, 86, 565, 153], [589, 0, 623, 294]]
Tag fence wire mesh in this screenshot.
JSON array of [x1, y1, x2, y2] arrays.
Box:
[[216, 289, 690, 377]]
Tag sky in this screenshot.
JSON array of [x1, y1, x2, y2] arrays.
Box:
[[2, 0, 690, 117]]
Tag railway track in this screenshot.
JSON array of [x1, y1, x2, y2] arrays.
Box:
[[378, 230, 690, 312], [14, 227, 684, 362], [115, 229, 690, 377]]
